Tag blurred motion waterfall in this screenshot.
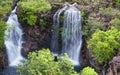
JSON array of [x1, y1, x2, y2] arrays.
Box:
[[4, 6, 25, 67], [51, 3, 68, 56], [52, 3, 82, 65]]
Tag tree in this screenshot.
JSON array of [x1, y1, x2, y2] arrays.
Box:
[[88, 28, 120, 64], [81, 66, 98, 75], [18, 0, 51, 26], [17, 49, 78, 75]]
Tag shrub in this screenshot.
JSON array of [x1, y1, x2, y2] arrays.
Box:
[[40, 19, 47, 29], [0, 0, 2, 4], [27, 15, 37, 26], [116, 0, 120, 8], [18, 0, 51, 26], [0, 19, 6, 50], [116, 12, 120, 19], [110, 18, 120, 30], [0, 0, 13, 16], [99, 7, 119, 17], [83, 18, 104, 37], [81, 66, 98, 75], [92, 0, 100, 6], [17, 49, 78, 75], [88, 28, 120, 64]]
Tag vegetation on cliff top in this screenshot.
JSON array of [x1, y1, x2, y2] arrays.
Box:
[[0, 0, 13, 17], [18, 0, 51, 26]]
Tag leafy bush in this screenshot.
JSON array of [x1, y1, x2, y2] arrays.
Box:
[[83, 18, 104, 37], [91, 0, 101, 6], [47, 0, 90, 5], [40, 19, 47, 29], [17, 49, 78, 75], [18, 0, 51, 26], [88, 28, 120, 64], [99, 7, 119, 17], [0, 0, 2, 4], [0, 19, 6, 50], [0, 0, 13, 16], [116, 0, 120, 8], [116, 12, 120, 19], [110, 18, 120, 30], [81, 66, 98, 75], [27, 15, 37, 26]]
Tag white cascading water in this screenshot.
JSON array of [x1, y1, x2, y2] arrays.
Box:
[[62, 3, 82, 65], [4, 6, 25, 67], [51, 3, 69, 56], [52, 3, 82, 65]]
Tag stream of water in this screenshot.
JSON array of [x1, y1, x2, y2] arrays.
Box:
[[4, 6, 25, 67], [51, 3, 69, 56], [52, 3, 82, 65]]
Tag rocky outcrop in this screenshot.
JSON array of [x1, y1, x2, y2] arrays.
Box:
[[21, 25, 52, 57], [18, 4, 60, 57], [107, 56, 120, 75]]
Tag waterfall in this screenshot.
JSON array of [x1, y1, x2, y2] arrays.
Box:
[[4, 6, 25, 67], [52, 3, 82, 65], [51, 3, 69, 56], [62, 3, 82, 65]]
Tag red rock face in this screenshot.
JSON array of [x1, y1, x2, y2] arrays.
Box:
[[21, 25, 52, 57], [107, 56, 120, 75], [0, 51, 8, 69]]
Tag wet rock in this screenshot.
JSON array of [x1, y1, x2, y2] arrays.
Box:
[[0, 51, 8, 69], [0, 69, 3, 75], [80, 38, 90, 67], [3, 67, 19, 75], [21, 25, 51, 57]]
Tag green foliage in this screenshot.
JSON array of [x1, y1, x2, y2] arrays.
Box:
[[0, 0, 2, 5], [57, 53, 78, 75], [52, 0, 79, 2], [81, 66, 98, 75], [51, 0, 62, 3], [81, 9, 89, 24], [116, 12, 120, 19], [88, 28, 120, 64], [116, 0, 120, 8], [17, 49, 78, 75], [99, 7, 119, 17], [40, 19, 47, 28], [19, 0, 51, 13], [0, 19, 6, 50], [51, 0, 90, 4], [18, 0, 51, 26], [110, 18, 120, 31], [83, 18, 104, 37], [92, 0, 101, 6], [27, 15, 37, 26], [0, 0, 13, 16]]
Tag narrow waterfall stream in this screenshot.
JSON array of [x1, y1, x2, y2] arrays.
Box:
[[52, 3, 82, 66], [4, 6, 25, 67], [51, 3, 69, 56], [62, 3, 82, 65]]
